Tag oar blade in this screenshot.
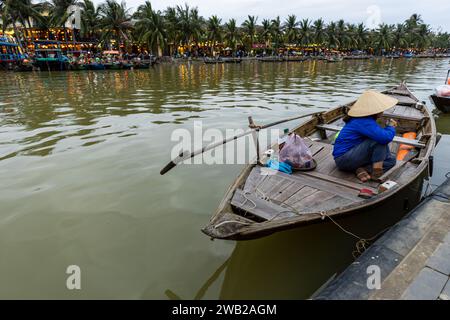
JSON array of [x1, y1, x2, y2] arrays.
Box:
[[160, 161, 177, 175]]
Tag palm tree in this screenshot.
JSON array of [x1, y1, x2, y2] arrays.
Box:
[[242, 15, 257, 52], [283, 15, 298, 44], [260, 18, 272, 48], [313, 18, 326, 46], [355, 23, 369, 50], [176, 4, 204, 47], [392, 23, 408, 50], [346, 24, 358, 49], [270, 16, 283, 50], [135, 1, 166, 56], [206, 15, 222, 54], [326, 21, 340, 49], [164, 6, 179, 56], [224, 18, 239, 50], [79, 0, 99, 41], [1, 0, 39, 48], [374, 23, 393, 54], [98, 0, 133, 50], [415, 23, 431, 49], [298, 19, 312, 46], [47, 0, 80, 46], [336, 19, 350, 50]]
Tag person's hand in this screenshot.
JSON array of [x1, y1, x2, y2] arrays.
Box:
[[388, 119, 398, 127]]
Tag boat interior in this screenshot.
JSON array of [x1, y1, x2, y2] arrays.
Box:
[[228, 86, 433, 223]]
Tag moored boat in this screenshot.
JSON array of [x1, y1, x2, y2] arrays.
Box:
[[0, 36, 26, 70], [88, 63, 106, 70], [283, 55, 308, 62], [32, 41, 69, 71], [194, 83, 436, 240], [257, 56, 284, 62], [204, 57, 225, 64], [221, 57, 243, 63], [430, 70, 450, 113], [326, 55, 344, 62]]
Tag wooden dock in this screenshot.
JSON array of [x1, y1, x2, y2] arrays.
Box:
[[314, 177, 450, 300]]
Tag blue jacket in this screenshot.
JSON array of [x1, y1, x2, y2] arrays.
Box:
[[333, 117, 396, 159]]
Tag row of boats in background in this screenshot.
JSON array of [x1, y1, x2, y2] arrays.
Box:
[[0, 38, 158, 72], [203, 52, 450, 64]]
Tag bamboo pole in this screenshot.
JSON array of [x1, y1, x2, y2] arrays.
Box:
[[160, 111, 324, 175]]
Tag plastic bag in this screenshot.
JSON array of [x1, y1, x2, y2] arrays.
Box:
[[435, 85, 450, 97], [279, 134, 313, 169]]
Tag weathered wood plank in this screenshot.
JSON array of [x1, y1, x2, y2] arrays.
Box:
[[292, 190, 336, 211], [272, 183, 306, 203], [284, 186, 319, 209], [231, 189, 298, 221], [302, 194, 354, 213], [298, 169, 377, 192], [271, 170, 362, 201]]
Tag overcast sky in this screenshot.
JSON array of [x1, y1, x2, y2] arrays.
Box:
[[92, 0, 450, 32]]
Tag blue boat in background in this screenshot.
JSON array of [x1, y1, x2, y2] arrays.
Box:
[[403, 51, 414, 58], [33, 40, 70, 71], [0, 36, 26, 69]]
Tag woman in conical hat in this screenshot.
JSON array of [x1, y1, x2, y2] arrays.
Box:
[[333, 90, 399, 182]]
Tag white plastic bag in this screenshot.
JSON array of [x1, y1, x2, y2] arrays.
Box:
[[279, 134, 313, 168], [435, 85, 450, 97]]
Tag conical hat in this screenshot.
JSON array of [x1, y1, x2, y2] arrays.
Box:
[[348, 90, 398, 117]]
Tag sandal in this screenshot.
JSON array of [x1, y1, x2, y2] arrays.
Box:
[[356, 168, 371, 183]]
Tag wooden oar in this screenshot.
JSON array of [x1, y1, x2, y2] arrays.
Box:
[[160, 111, 325, 175]]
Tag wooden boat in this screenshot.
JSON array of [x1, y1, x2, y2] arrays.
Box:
[[221, 57, 243, 63], [132, 62, 150, 70], [88, 63, 106, 70], [283, 56, 308, 62], [104, 62, 122, 70], [68, 62, 87, 71], [32, 41, 70, 71], [326, 55, 344, 63], [202, 83, 436, 240], [430, 95, 450, 113], [430, 70, 450, 113], [257, 56, 284, 62], [204, 57, 225, 64]]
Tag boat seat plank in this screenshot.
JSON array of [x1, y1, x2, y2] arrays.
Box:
[[385, 104, 424, 120], [272, 183, 306, 203], [231, 189, 298, 221], [290, 190, 336, 211], [302, 194, 354, 213], [387, 94, 418, 105], [267, 169, 364, 201], [316, 124, 426, 148], [296, 170, 377, 192], [284, 186, 319, 208]]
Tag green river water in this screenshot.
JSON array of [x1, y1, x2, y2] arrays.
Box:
[[1, 58, 450, 299]]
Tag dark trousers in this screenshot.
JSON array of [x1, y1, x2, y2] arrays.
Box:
[[335, 139, 396, 173]]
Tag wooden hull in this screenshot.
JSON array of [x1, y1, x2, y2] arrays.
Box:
[[34, 60, 69, 71], [88, 64, 106, 70], [430, 94, 450, 113], [202, 83, 436, 241]]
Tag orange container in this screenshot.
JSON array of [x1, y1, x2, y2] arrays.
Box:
[[396, 132, 417, 161]]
